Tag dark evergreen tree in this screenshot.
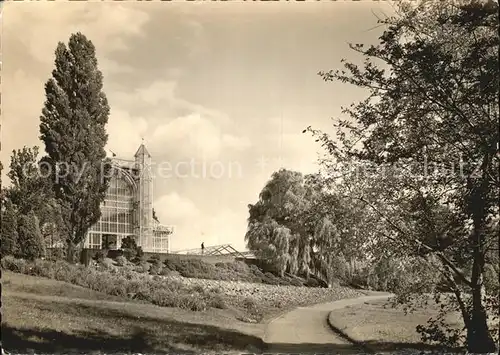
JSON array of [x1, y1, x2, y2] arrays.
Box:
[[18, 211, 45, 261], [1, 200, 19, 257], [39, 32, 111, 262], [5, 146, 58, 224]]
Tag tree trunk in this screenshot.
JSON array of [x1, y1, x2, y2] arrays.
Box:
[[466, 284, 496, 353], [66, 241, 75, 263], [466, 154, 496, 353]]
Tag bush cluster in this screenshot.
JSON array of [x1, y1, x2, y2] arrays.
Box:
[[162, 257, 310, 287], [1, 256, 215, 312]]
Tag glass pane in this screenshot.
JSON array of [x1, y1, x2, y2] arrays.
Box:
[[118, 213, 126, 224], [109, 223, 117, 233]]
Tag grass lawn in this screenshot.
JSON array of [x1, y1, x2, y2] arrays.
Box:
[[2, 271, 266, 354], [327, 297, 464, 351]]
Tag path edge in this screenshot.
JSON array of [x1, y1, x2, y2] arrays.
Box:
[[326, 309, 375, 354]]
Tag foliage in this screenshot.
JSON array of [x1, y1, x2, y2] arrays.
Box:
[[1, 200, 19, 257], [4, 146, 64, 248], [115, 255, 128, 267], [1, 256, 28, 274], [207, 294, 227, 309], [161, 257, 314, 286], [17, 211, 45, 261], [6, 147, 51, 214], [305, 0, 499, 352], [1, 257, 234, 313], [120, 236, 141, 261], [245, 169, 371, 285], [39, 32, 111, 262], [149, 257, 163, 275], [93, 250, 106, 262]]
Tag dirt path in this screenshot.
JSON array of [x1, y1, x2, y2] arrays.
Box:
[[263, 293, 393, 353]]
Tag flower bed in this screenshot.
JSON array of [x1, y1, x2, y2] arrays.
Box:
[[1, 256, 364, 322]]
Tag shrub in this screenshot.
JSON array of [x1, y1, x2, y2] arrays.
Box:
[[264, 271, 276, 279], [177, 295, 207, 311], [100, 258, 117, 271], [107, 276, 128, 297], [241, 296, 263, 321], [149, 258, 163, 275], [132, 261, 151, 274], [54, 260, 74, 282], [115, 255, 127, 267], [191, 284, 205, 294], [159, 268, 181, 278], [67, 264, 89, 285], [272, 299, 285, 308], [242, 297, 257, 310], [262, 272, 281, 285], [289, 278, 305, 287], [93, 250, 105, 262], [249, 265, 266, 280], [209, 286, 223, 294], [121, 236, 138, 261], [48, 248, 65, 261], [1, 256, 28, 273], [29, 259, 56, 278], [147, 254, 161, 262], [149, 288, 177, 308], [305, 278, 320, 288], [135, 247, 144, 261], [208, 294, 227, 309], [2, 257, 225, 313], [231, 261, 250, 273], [163, 257, 181, 272]]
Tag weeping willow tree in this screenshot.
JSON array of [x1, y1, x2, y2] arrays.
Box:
[[245, 169, 367, 282]]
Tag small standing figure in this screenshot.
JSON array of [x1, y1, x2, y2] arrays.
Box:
[[201, 242, 205, 255]]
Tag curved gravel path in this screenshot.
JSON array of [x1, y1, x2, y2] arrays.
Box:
[[263, 292, 393, 353]]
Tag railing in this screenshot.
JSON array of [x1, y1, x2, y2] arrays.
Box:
[[153, 225, 174, 234], [171, 244, 249, 258]]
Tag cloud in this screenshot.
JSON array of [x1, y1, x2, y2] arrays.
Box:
[[155, 200, 249, 252], [99, 57, 136, 75], [151, 113, 222, 159], [3, 2, 150, 65], [1, 3, 151, 185], [183, 20, 209, 59], [148, 113, 251, 160], [256, 116, 321, 174], [222, 134, 252, 151], [199, 208, 248, 251], [111, 79, 231, 126], [135, 80, 177, 106], [154, 192, 200, 222], [106, 79, 252, 160], [106, 109, 149, 158]]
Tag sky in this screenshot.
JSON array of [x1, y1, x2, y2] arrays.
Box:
[[1, 1, 393, 252]]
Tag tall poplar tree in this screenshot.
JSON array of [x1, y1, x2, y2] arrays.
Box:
[[39, 32, 111, 262]]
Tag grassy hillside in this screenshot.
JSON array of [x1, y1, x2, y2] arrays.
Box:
[[2, 271, 265, 354]]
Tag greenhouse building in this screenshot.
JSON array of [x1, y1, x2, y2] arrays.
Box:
[[83, 143, 173, 253]]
